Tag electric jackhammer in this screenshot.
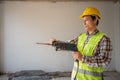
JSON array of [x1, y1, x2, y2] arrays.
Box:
[[36, 41, 78, 51]]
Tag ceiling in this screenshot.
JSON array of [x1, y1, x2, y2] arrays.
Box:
[[0, 0, 119, 2], [0, 0, 119, 4]]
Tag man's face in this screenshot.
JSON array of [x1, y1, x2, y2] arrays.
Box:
[[82, 16, 96, 31]]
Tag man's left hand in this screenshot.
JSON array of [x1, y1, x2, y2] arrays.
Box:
[[72, 52, 82, 61]]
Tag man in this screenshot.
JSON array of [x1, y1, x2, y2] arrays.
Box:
[[71, 7, 112, 80], [49, 7, 112, 80]]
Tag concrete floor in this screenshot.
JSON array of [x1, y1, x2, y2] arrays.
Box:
[[0, 71, 120, 80], [51, 77, 70, 80], [0, 75, 70, 80], [0, 75, 8, 80], [103, 71, 120, 80]]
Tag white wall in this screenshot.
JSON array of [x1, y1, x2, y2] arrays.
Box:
[[0, 1, 118, 73], [0, 3, 5, 73], [0, 3, 1, 69], [114, 2, 120, 72]]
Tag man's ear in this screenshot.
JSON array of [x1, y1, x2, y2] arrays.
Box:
[[95, 16, 99, 26], [94, 18, 98, 23]]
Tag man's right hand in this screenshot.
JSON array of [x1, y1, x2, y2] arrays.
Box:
[[49, 38, 56, 44]]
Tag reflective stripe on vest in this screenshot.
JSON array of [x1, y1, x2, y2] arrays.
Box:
[[73, 66, 102, 77], [71, 32, 105, 80]]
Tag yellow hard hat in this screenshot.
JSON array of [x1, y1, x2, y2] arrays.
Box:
[[80, 7, 101, 19]]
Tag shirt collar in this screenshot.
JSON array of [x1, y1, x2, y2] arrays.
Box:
[[86, 29, 99, 36]]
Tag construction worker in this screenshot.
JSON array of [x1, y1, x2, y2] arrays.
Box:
[[71, 7, 112, 80], [49, 7, 112, 80]]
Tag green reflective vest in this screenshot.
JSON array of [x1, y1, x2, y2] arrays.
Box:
[[71, 32, 105, 80]]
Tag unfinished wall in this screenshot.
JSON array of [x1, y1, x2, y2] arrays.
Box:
[[0, 1, 117, 73], [0, 3, 4, 73], [0, 3, 1, 73], [114, 2, 120, 72]]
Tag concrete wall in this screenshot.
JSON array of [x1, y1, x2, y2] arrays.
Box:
[[0, 3, 5, 73], [114, 2, 120, 72], [0, 1, 118, 73]]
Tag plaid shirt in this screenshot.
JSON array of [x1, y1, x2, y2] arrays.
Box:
[[70, 29, 112, 68]]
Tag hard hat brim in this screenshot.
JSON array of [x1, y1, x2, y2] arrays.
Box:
[[79, 14, 101, 19]]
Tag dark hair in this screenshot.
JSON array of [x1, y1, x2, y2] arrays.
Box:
[[90, 15, 99, 26]]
